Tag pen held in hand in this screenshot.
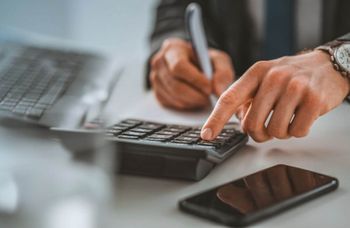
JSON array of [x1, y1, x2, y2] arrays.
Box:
[[185, 3, 217, 106]]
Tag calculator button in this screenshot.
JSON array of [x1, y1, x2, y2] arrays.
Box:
[[148, 134, 173, 140], [131, 127, 154, 133], [144, 137, 167, 142], [221, 128, 236, 134], [218, 132, 232, 137], [121, 119, 142, 125], [197, 140, 222, 148], [112, 125, 130, 131], [174, 136, 198, 144], [182, 132, 200, 138], [156, 130, 178, 136], [122, 130, 148, 137], [167, 125, 191, 130], [105, 132, 115, 138], [216, 135, 231, 140], [117, 135, 139, 140], [164, 126, 190, 133], [196, 143, 216, 148], [138, 123, 165, 130], [170, 140, 193, 145], [106, 129, 122, 135]]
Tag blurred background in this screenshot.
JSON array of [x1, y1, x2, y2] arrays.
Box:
[[0, 0, 158, 62]]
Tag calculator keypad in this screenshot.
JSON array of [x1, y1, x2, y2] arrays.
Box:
[[106, 119, 244, 151]]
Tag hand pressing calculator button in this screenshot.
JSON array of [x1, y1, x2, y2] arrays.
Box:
[[106, 119, 248, 181]]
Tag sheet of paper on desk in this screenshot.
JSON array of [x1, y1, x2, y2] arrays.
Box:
[[118, 92, 239, 126]]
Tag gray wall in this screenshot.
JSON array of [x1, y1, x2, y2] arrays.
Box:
[[0, 0, 158, 60]]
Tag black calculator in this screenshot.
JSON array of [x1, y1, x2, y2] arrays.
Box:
[[106, 119, 248, 181]]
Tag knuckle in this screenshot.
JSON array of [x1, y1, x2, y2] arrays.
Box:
[[245, 120, 259, 136], [277, 56, 290, 64], [211, 49, 230, 60], [171, 80, 182, 92], [150, 53, 163, 69], [305, 90, 322, 109], [289, 127, 308, 138], [162, 38, 188, 50], [287, 77, 308, 94], [169, 58, 186, 75], [252, 136, 269, 143], [266, 69, 287, 85], [218, 91, 236, 107], [267, 126, 288, 139], [150, 72, 157, 84], [253, 60, 271, 71]]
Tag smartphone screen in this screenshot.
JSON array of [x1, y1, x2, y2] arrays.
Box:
[[179, 164, 338, 226]]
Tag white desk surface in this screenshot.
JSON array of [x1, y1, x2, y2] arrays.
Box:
[[0, 62, 349, 228]]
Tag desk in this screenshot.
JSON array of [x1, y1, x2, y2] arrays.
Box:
[[0, 62, 349, 228]]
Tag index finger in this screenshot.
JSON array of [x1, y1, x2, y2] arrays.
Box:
[[201, 62, 268, 140]]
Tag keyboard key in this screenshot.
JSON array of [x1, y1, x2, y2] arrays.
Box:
[[26, 107, 45, 118]]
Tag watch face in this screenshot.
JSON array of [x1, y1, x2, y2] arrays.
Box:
[[334, 43, 350, 73]]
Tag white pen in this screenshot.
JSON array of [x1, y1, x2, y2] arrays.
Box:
[[186, 3, 216, 106]]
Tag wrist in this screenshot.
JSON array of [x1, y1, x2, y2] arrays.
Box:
[[314, 49, 350, 97]]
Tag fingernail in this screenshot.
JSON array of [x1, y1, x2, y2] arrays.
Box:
[[201, 128, 213, 140]]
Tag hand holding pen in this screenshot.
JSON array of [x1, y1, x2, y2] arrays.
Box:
[[149, 3, 234, 110]]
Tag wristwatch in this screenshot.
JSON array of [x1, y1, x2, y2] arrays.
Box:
[[316, 40, 350, 101]]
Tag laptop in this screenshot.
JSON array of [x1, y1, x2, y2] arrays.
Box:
[[0, 38, 121, 128]]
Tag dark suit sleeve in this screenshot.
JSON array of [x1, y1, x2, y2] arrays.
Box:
[[337, 33, 350, 41], [149, 0, 222, 56]]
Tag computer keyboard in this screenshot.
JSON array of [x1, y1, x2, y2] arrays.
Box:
[[105, 119, 248, 180], [0, 46, 86, 119]]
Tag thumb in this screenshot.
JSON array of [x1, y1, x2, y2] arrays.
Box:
[[209, 50, 235, 96]]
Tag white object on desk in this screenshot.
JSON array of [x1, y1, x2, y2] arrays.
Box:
[[0, 173, 18, 214]]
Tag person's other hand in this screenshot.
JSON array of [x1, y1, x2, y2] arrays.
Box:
[[149, 38, 234, 110], [201, 50, 350, 142]]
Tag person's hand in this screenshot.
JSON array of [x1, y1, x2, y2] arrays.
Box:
[[201, 50, 350, 142], [149, 38, 234, 110]]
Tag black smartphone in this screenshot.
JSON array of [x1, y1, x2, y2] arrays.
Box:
[[179, 164, 338, 226]]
